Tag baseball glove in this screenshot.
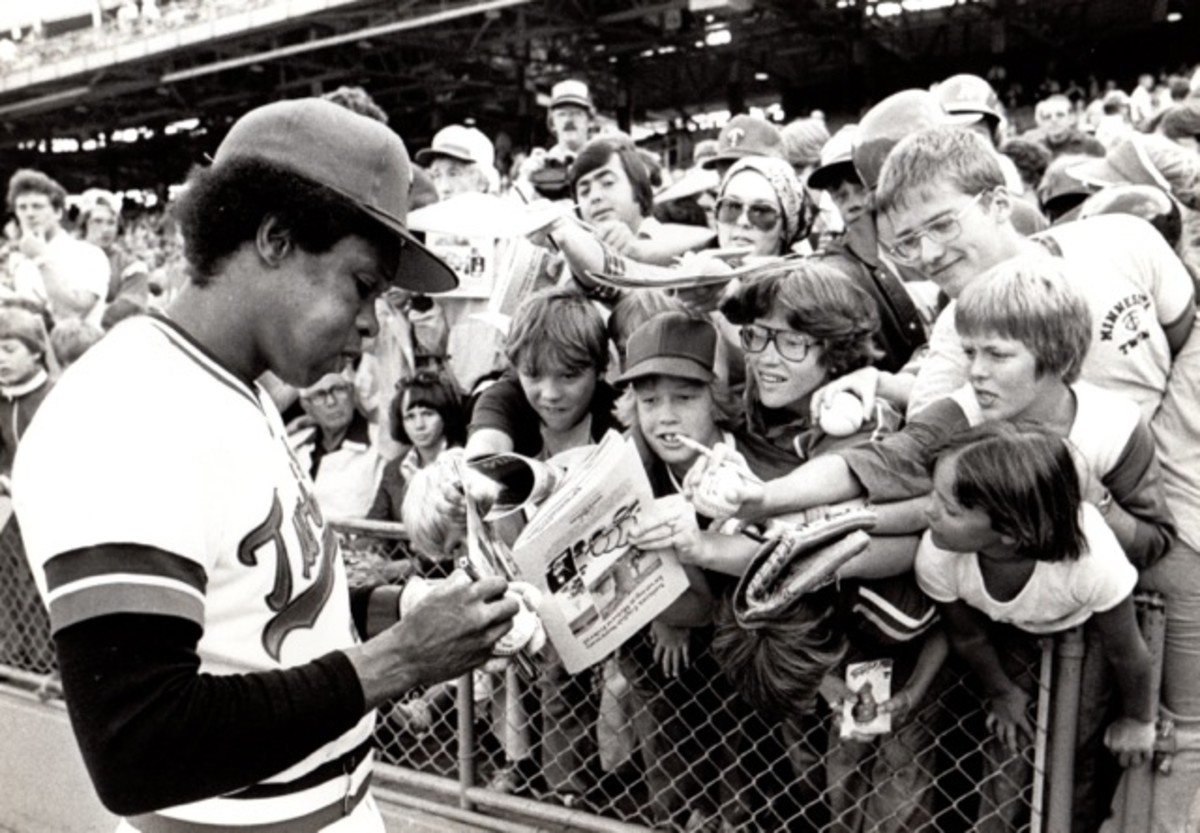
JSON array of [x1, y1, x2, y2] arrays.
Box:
[[732, 503, 877, 628]]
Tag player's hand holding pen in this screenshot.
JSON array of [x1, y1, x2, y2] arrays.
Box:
[[346, 570, 519, 710]]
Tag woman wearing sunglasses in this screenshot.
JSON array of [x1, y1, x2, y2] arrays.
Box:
[[714, 156, 810, 258]]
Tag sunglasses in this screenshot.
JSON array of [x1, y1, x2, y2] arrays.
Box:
[[715, 197, 782, 232], [740, 324, 814, 362]]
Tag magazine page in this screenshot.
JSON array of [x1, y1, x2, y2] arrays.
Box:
[[509, 431, 690, 673]]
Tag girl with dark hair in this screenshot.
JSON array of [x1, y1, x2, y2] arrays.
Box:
[[367, 370, 464, 522], [918, 422, 1155, 830]]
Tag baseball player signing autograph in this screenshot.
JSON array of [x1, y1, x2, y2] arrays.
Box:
[[12, 99, 525, 832]]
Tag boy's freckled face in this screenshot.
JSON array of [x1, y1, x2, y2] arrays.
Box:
[[517, 359, 598, 433]]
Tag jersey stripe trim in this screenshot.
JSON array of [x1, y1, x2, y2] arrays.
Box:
[[856, 586, 936, 630], [127, 772, 372, 833], [45, 545, 207, 595], [852, 603, 935, 642], [143, 314, 263, 414], [48, 582, 205, 633]]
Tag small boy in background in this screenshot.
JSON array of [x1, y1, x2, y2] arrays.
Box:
[[0, 303, 54, 671], [0, 304, 53, 491]]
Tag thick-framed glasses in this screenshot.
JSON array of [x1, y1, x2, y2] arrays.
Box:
[[303, 383, 352, 405], [882, 191, 989, 264], [715, 197, 782, 232], [740, 324, 814, 362]]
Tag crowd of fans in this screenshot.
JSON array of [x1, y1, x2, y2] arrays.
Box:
[[5, 63, 1200, 831], [0, 0, 277, 72]]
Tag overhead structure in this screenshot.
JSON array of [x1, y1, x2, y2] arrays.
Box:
[[0, 0, 1195, 191]]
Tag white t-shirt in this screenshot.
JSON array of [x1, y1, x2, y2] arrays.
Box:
[[18, 232, 110, 327], [908, 214, 1194, 420], [915, 503, 1137, 634], [1152, 309, 1200, 551], [13, 315, 377, 828]]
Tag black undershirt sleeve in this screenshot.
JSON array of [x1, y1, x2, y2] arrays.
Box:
[[54, 612, 366, 816]]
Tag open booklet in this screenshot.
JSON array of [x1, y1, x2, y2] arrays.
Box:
[[464, 431, 690, 674]]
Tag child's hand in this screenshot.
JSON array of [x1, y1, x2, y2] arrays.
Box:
[[681, 443, 762, 519], [650, 621, 691, 679], [392, 697, 435, 736], [819, 673, 854, 710], [1104, 717, 1156, 768], [628, 496, 704, 565], [878, 686, 920, 725], [811, 366, 881, 421], [986, 687, 1033, 755]]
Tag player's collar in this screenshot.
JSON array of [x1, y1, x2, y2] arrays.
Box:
[[144, 312, 264, 414]]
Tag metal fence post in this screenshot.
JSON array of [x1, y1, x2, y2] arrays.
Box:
[[1046, 627, 1086, 833], [1113, 591, 1166, 832], [457, 671, 477, 812]]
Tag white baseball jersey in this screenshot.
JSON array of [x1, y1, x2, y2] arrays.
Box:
[[13, 315, 379, 831]]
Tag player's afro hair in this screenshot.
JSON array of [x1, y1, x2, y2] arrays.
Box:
[[172, 157, 398, 287]]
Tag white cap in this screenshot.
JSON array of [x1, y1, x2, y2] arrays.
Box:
[[414, 124, 495, 171], [550, 79, 594, 112]]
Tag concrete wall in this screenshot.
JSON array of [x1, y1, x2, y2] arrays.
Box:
[[0, 687, 117, 832]]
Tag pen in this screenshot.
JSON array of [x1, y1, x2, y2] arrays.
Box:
[[672, 434, 765, 486]]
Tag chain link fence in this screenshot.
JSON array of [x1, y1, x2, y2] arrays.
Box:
[[0, 513, 1162, 831]]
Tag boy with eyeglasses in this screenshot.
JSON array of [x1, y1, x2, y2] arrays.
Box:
[[839, 125, 1193, 420]]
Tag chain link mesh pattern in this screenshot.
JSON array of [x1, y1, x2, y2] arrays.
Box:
[[0, 518, 1100, 831]]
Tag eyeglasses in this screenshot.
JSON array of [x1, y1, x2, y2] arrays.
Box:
[[303, 383, 352, 405], [740, 324, 814, 362], [715, 197, 782, 232], [881, 191, 989, 264]]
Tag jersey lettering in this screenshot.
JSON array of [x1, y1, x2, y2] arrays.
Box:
[[237, 491, 291, 611], [238, 487, 339, 661]]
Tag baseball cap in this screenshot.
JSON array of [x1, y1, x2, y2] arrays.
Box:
[[781, 117, 830, 169], [0, 305, 47, 355], [1067, 136, 1171, 192], [936, 74, 1004, 125], [701, 115, 786, 170], [213, 97, 457, 293], [806, 124, 860, 191], [852, 89, 982, 190], [616, 312, 717, 384], [550, 79, 595, 112], [415, 124, 496, 170]]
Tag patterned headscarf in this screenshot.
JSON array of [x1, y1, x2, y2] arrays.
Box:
[[719, 156, 808, 250]]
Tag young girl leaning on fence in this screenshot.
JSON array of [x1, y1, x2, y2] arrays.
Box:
[[917, 423, 1155, 833]]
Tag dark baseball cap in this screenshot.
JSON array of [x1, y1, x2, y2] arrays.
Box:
[[213, 98, 457, 293], [701, 115, 786, 170], [617, 312, 717, 384]]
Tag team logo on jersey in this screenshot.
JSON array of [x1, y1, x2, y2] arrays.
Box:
[[238, 481, 338, 661]]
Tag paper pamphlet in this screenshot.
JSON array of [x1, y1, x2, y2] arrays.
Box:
[[489, 237, 556, 317], [841, 659, 894, 739], [426, 232, 496, 299], [468, 431, 689, 674], [407, 192, 563, 239]]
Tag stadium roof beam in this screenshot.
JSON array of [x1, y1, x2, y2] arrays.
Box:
[[160, 0, 534, 84]]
